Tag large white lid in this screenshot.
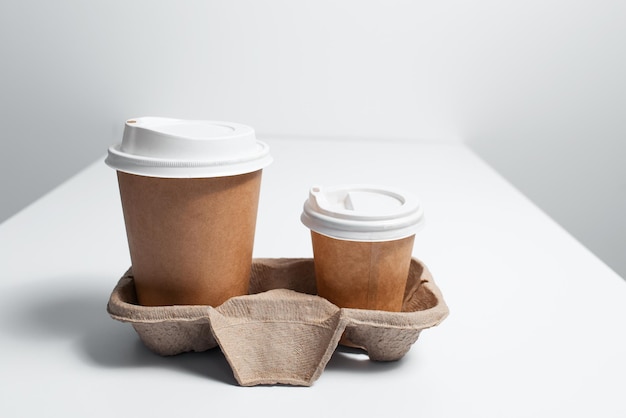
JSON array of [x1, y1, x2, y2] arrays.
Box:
[[105, 117, 272, 178], [301, 185, 424, 242]]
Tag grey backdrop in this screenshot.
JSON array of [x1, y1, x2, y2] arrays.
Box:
[[1, 1, 624, 278]]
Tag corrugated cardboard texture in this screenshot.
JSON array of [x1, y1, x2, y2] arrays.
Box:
[[107, 258, 449, 386], [116, 170, 262, 306], [311, 232, 415, 311]]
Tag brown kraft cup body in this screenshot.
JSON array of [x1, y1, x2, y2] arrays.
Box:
[[117, 170, 262, 306], [311, 231, 415, 311]]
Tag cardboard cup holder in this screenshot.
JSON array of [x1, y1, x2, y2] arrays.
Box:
[[107, 258, 449, 386]]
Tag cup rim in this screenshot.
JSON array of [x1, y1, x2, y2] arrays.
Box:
[[105, 117, 272, 178], [301, 184, 424, 242]]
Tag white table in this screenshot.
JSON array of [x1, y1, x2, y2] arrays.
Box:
[[1, 139, 624, 417]]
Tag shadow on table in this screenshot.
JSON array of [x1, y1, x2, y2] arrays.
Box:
[[1, 276, 235, 384], [325, 345, 405, 373], [3, 276, 405, 385]]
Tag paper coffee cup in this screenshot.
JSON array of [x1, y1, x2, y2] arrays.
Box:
[[301, 185, 424, 311], [106, 117, 272, 306]]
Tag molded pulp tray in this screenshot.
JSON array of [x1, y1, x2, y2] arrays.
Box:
[[107, 258, 449, 386]]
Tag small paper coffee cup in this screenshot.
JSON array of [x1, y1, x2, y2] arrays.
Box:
[[301, 185, 424, 311]]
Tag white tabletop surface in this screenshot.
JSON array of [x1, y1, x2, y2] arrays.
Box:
[[1, 138, 624, 417]]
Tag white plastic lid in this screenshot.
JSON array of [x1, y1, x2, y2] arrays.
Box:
[[105, 117, 272, 178], [301, 185, 424, 242]]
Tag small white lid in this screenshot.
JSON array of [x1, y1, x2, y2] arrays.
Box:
[[301, 185, 424, 242], [105, 117, 272, 178]]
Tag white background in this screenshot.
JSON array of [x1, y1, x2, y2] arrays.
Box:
[[1, 0, 625, 278]]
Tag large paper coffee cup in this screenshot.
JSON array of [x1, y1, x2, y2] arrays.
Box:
[[301, 185, 424, 311], [106, 117, 272, 306]]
